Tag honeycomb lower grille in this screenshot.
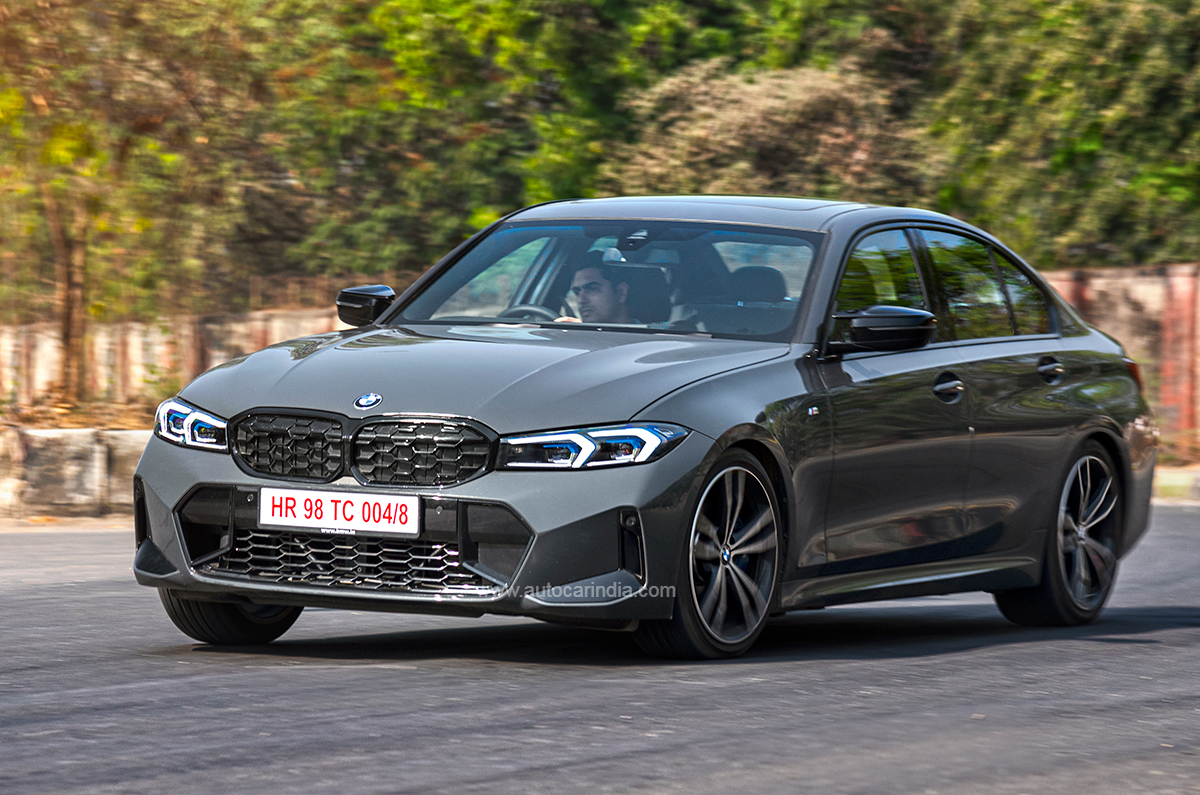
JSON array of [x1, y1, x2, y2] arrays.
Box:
[[234, 415, 343, 481], [354, 421, 490, 486], [198, 528, 498, 594]]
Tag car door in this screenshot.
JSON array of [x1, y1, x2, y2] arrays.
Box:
[[818, 228, 972, 573], [915, 228, 1069, 555]]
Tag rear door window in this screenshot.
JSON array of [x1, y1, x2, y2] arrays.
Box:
[[920, 230, 1014, 340], [993, 253, 1051, 335]]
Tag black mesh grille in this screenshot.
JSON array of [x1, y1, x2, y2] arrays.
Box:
[[354, 421, 490, 486], [198, 527, 497, 594], [234, 415, 344, 481]]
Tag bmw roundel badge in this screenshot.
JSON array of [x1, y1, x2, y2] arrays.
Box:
[[354, 393, 382, 410]]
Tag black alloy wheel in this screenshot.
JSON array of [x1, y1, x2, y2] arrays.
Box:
[[634, 449, 781, 658], [995, 440, 1121, 626], [1057, 453, 1120, 610]]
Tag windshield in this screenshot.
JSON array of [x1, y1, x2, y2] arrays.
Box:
[[395, 220, 824, 339]]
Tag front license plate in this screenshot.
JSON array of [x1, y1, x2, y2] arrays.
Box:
[[259, 487, 420, 537]]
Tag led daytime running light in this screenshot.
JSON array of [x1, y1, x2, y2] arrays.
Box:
[[502, 432, 597, 469], [588, 427, 662, 465], [154, 398, 229, 452], [500, 423, 687, 470], [156, 399, 191, 443]]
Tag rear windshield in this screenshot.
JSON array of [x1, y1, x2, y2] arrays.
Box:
[[395, 221, 824, 340]]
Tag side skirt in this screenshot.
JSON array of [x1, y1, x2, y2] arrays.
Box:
[[780, 534, 1045, 611]]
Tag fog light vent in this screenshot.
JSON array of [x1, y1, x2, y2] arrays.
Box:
[[134, 478, 149, 549], [178, 486, 234, 565], [463, 504, 532, 584], [619, 509, 645, 582]]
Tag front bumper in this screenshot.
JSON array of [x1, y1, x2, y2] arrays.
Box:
[[133, 431, 715, 624]]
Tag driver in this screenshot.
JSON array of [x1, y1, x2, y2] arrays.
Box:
[[562, 253, 632, 324]]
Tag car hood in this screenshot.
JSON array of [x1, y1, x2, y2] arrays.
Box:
[[180, 324, 789, 434]]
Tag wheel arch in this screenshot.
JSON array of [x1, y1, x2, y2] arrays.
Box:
[[1083, 425, 1135, 556], [712, 425, 795, 591], [726, 438, 790, 537]]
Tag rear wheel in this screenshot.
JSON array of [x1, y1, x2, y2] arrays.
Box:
[[159, 589, 303, 645], [995, 440, 1121, 626], [634, 450, 781, 659]]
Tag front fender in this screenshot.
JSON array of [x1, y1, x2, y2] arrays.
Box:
[[635, 351, 831, 573]]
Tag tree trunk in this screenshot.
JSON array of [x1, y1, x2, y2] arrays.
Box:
[[39, 182, 69, 322], [64, 194, 88, 403], [39, 182, 88, 404]]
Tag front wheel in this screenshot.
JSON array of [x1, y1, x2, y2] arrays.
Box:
[[159, 589, 303, 645], [634, 450, 782, 659], [994, 440, 1122, 626]]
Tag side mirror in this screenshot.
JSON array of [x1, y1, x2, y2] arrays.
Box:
[[336, 284, 395, 327], [826, 305, 936, 355]]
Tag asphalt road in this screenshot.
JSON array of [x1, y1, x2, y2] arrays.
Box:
[[2, 506, 1199, 795]]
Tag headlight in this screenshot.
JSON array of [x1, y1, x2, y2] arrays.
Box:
[[498, 423, 688, 469], [154, 398, 229, 452]]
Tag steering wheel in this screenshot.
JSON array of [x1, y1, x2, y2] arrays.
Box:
[[498, 304, 562, 321]]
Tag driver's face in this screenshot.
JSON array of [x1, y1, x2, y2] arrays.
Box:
[[570, 267, 628, 323]]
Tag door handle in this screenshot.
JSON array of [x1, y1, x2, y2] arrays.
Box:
[[932, 372, 965, 403], [1037, 357, 1065, 384]]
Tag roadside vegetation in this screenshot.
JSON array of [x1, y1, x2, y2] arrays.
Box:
[[4, 0, 1200, 407]]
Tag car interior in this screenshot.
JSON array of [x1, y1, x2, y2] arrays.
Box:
[[493, 225, 815, 337]]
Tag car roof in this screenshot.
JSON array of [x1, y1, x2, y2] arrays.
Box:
[[510, 195, 963, 233]]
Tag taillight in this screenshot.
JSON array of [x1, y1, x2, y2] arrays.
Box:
[[1123, 357, 1144, 393]]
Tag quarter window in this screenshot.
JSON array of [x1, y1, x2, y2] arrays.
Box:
[[831, 230, 926, 346], [994, 253, 1051, 335], [921, 230, 1013, 340]]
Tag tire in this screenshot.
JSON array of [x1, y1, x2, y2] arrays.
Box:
[[994, 440, 1122, 627], [634, 449, 782, 659], [158, 589, 303, 645]]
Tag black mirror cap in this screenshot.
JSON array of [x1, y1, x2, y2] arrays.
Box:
[[336, 284, 396, 326], [827, 305, 936, 355]]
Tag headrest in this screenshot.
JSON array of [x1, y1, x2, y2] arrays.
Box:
[[730, 266, 787, 303], [624, 267, 672, 323]]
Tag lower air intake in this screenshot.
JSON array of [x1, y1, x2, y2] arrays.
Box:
[[198, 527, 499, 595]]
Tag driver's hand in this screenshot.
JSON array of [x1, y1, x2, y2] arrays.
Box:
[[555, 316, 581, 323]]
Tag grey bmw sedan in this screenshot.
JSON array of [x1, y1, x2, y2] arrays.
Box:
[[133, 196, 1156, 659]]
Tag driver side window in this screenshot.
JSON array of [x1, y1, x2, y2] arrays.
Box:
[[831, 230, 927, 346]]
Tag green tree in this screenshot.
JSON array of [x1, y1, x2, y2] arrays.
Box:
[[255, 0, 529, 274], [600, 59, 922, 202], [370, 0, 768, 203], [930, 0, 1200, 268], [0, 0, 272, 401]]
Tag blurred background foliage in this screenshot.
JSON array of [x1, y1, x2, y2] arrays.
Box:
[[4, 0, 1200, 342], [931, 0, 1200, 268]]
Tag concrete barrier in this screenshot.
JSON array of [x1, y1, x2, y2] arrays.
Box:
[[0, 428, 150, 517], [0, 428, 22, 515], [1151, 467, 1200, 500], [1042, 264, 1200, 434], [0, 309, 349, 407]]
